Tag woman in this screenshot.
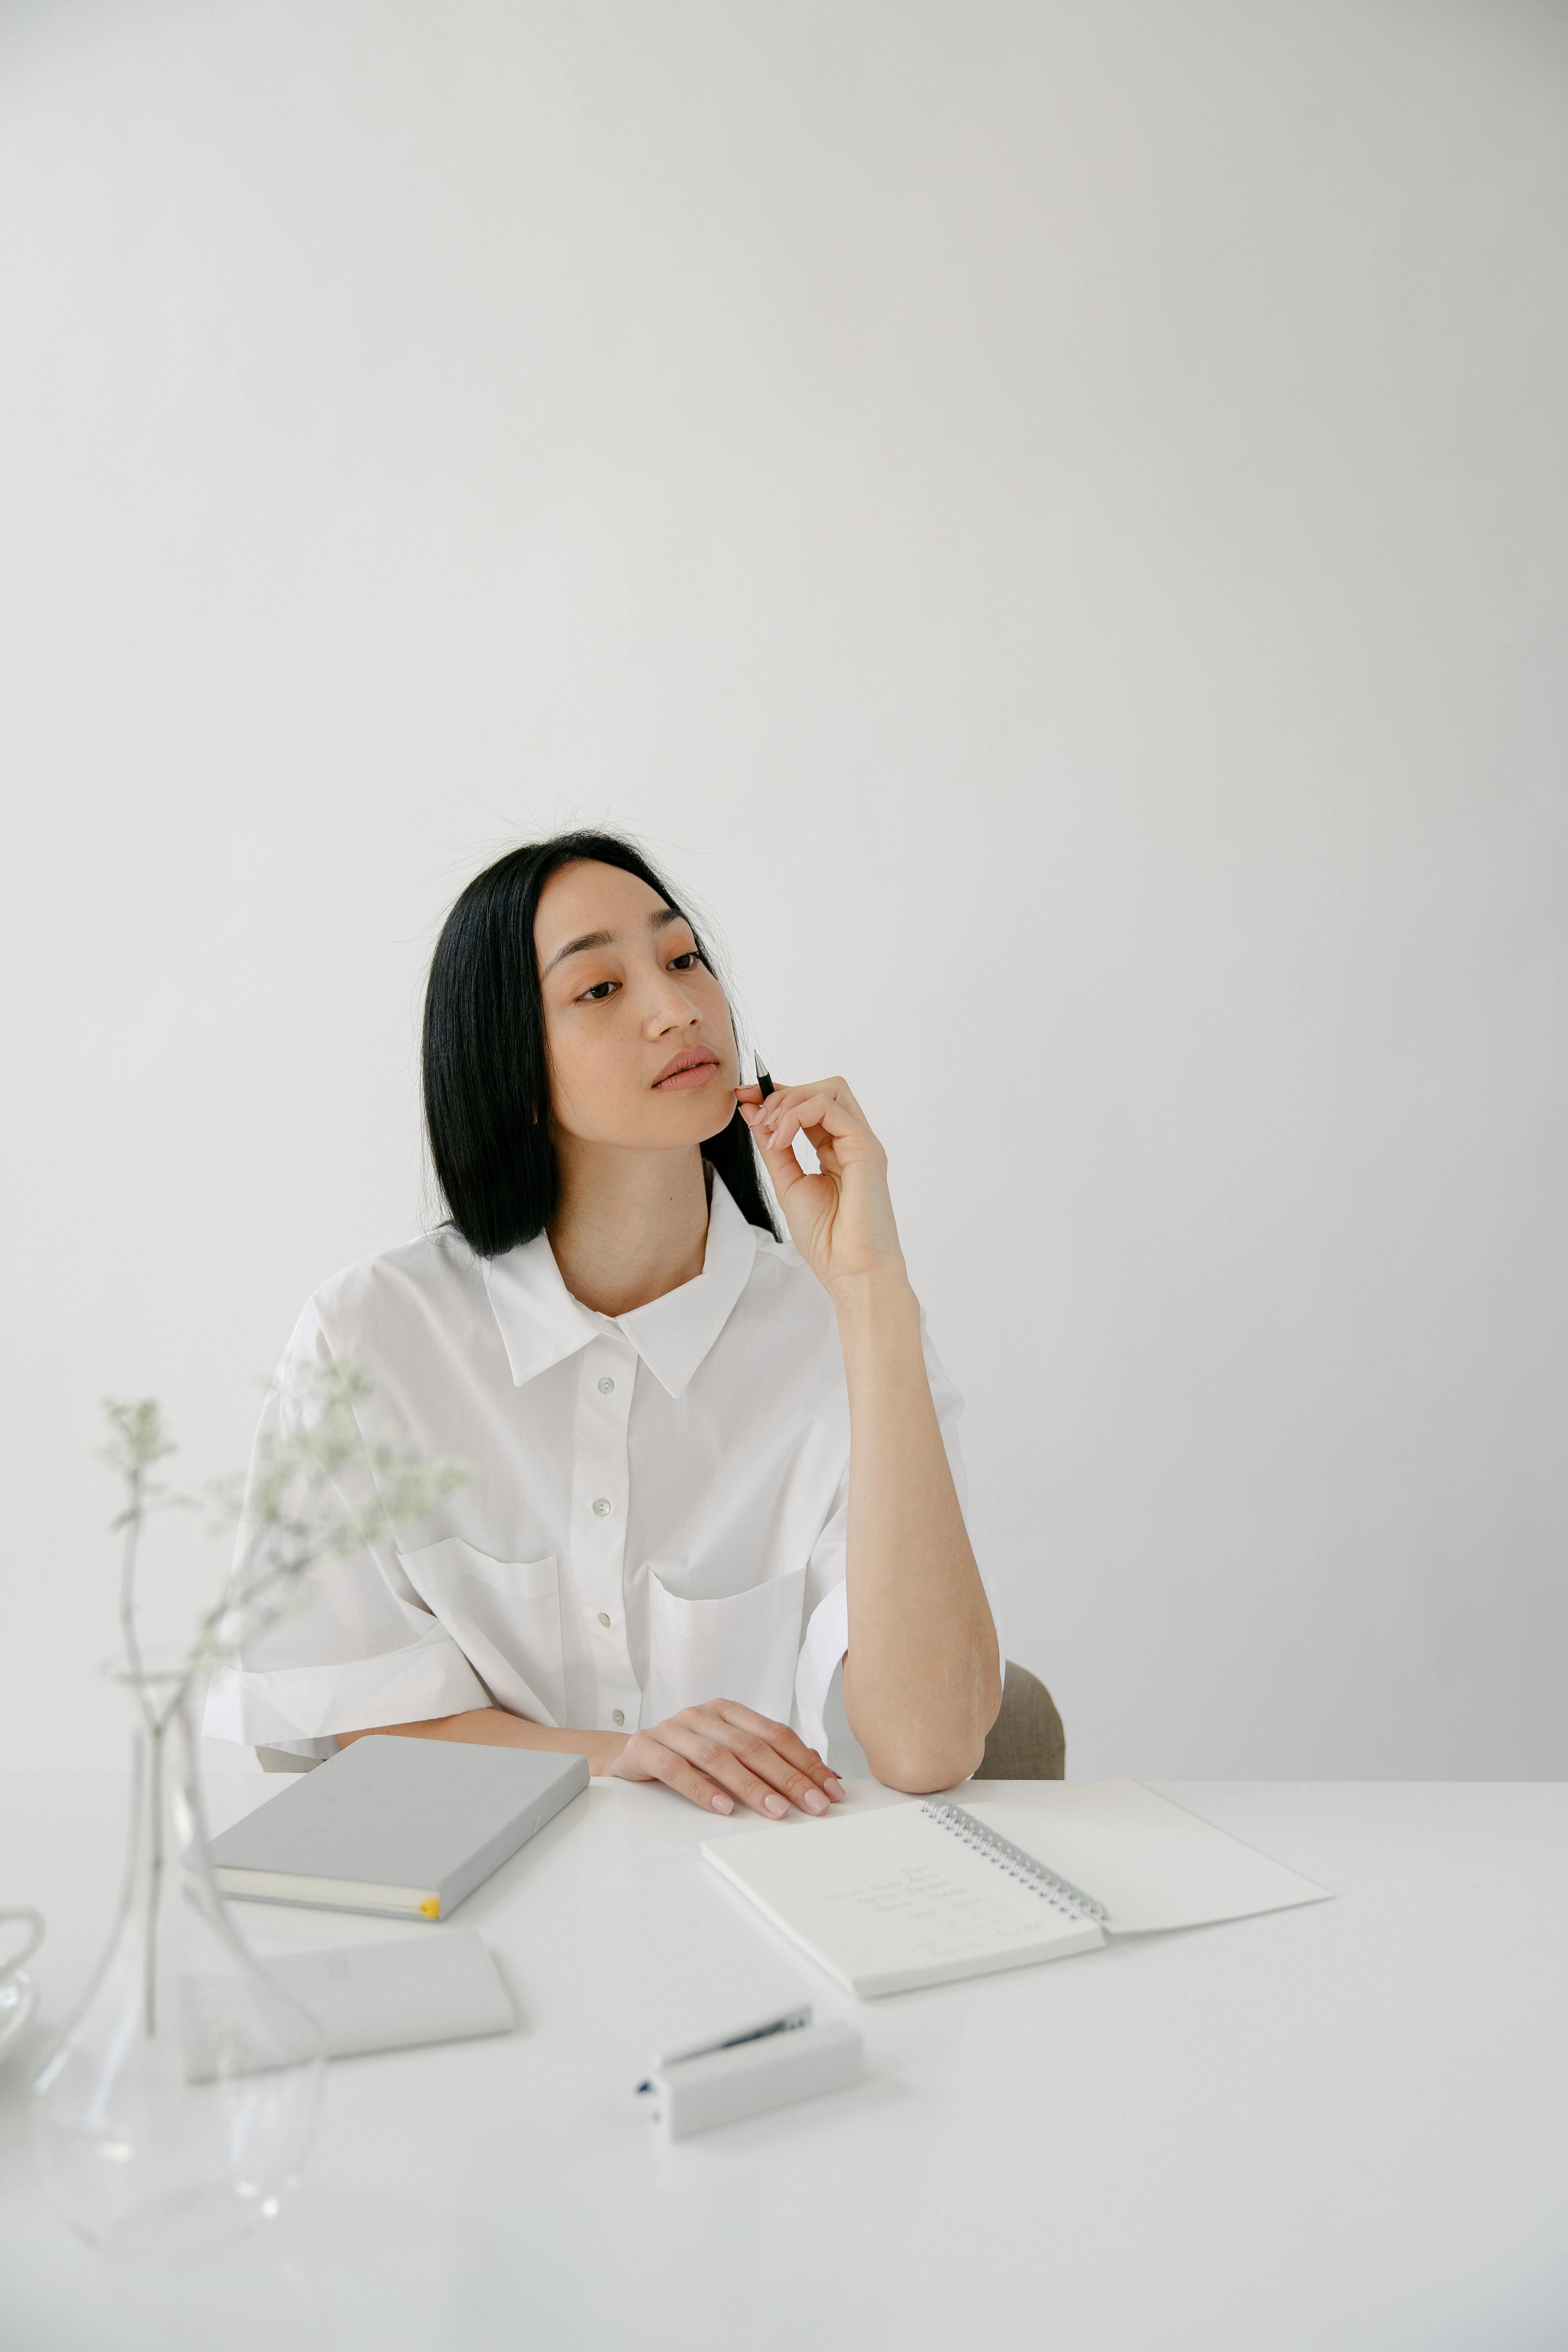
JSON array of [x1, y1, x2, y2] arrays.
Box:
[[207, 833, 1002, 1814]]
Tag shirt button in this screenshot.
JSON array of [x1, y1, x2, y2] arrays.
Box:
[[592, 1497, 612, 1518], [597, 1611, 612, 1628], [598, 1376, 615, 1395], [612, 1709, 625, 1728]]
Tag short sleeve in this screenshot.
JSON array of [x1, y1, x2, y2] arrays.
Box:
[[201, 1303, 489, 1755], [791, 1310, 1002, 1764]]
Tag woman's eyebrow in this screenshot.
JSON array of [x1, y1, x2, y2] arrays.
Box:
[[543, 906, 682, 977], [543, 927, 615, 975]]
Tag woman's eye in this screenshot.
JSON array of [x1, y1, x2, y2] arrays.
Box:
[[668, 951, 699, 971], [579, 980, 619, 1002]]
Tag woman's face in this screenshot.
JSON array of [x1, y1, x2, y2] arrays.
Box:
[[535, 860, 740, 1153]]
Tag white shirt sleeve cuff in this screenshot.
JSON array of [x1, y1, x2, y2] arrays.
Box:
[[203, 1641, 492, 1747]]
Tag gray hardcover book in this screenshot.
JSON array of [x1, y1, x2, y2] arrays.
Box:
[[207, 1736, 590, 1921]]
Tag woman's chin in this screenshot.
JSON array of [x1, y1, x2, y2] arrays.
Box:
[[654, 1081, 740, 1147], [571, 1078, 738, 1152]]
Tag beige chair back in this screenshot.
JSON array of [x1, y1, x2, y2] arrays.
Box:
[[973, 1662, 1065, 1780]]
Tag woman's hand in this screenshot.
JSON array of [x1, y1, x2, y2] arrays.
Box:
[[607, 1699, 844, 1817], [736, 1076, 904, 1296]]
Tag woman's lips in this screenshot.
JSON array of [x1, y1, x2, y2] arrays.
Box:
[[653, 1051, 722, 1091]]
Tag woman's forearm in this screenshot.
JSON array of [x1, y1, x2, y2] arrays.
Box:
[[835, 1272, 1002, 1791], [338, 1709, 626, 1775]]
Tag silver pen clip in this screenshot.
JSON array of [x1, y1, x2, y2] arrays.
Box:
[[634, 2003, 812, 2094]]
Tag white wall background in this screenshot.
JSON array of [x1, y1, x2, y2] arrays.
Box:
[[2, 0, 1564, 1777]]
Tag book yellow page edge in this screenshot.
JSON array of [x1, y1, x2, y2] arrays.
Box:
[[212, 1866, 442, 1918]]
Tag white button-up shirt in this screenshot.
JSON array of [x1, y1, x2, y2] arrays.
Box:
[[204, 1177, 978, 1766]]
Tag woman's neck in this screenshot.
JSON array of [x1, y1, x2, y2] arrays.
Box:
[[547, 1139, 710, 1318]]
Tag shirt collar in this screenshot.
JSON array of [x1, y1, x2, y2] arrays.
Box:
[[481, 1174, 761, 1399]]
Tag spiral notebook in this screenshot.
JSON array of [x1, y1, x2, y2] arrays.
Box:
[[702, 1780, 1331, 1998]]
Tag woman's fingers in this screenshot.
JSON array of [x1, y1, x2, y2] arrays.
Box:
[[658, 1722, 800, 1817], [742, 1077, 847, 1131], [721, 1726, 838, 1813], [739, 1081, 854, 1175], [744, 1105, 842, 1184], [761, 1081, 851, 1136], [713, 1702, 842, 1792], [757, 1083, 875, 1163], [740, 1076, 882, 1177], [739, 1105, 815, 1206], [623, 1704, 844, 1818], [657, 1718, 822, 1817], [701, 1706, 844, 1812], [615, 1700, 846, 1818], [762, 1077, 868, 1130], [612, 1729, 736, 1814]]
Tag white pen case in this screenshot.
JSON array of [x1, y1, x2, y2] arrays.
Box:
[[636, 2006, 864, 2140]]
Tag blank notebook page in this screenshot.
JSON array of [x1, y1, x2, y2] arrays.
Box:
[[962, 1781, 1330, 1933]]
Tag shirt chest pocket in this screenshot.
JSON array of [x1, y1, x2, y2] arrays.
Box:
[[643, 1565, 809, 1729], [396, 1537, 564, 1729]]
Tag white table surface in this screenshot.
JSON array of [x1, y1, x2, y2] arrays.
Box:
[[2, 1769, 1565, 2352]]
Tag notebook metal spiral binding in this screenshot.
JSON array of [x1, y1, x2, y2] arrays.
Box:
[[919, 1799, 1110, 1926]]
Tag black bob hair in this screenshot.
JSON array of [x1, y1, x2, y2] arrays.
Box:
[[423, 831, 780, 1258]]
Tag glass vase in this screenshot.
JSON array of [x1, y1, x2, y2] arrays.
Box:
[[31, 1676, 325, 2264]]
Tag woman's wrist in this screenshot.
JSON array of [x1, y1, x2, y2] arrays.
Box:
[[829, 1264, 920, 1347], [590, 1730, 631, 1776]]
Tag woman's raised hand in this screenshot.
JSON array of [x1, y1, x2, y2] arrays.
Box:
[[608, 1700, 845, 1816], [736, 1076, 905, 1295]]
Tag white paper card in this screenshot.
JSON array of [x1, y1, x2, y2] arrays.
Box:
[[181, 1930, 515, 2080], [267, 1930, 516, 2054]]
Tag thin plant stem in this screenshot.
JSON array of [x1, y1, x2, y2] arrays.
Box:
[[141, 1722, 165, 2039], [118, 1469, 156, 1737], [96, 1363, 470, 2022]]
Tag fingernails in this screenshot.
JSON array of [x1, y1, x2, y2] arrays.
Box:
[[711, 1793, 733, 1813], [824, 1777, 846, 1800], [802, 1788, 829, 1815], [763, 1794, 788, 1817]]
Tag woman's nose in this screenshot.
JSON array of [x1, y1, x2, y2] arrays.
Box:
[[643, 978, 700, 1032]]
